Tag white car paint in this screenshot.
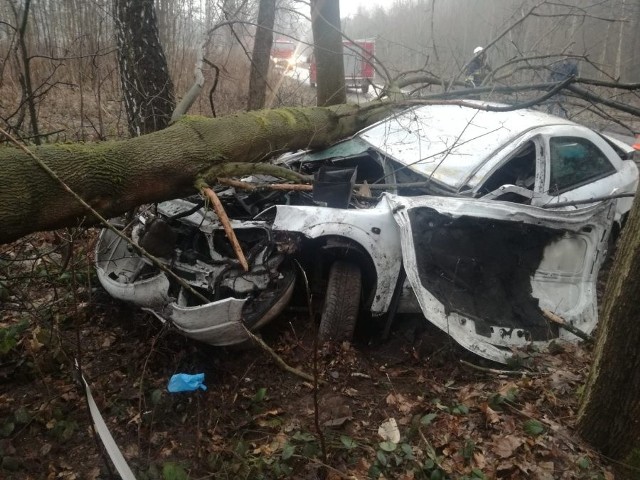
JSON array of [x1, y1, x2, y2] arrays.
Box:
[[271, 197, 402, 315], [268, 193, 613, 363], [359, 103, 574, 190], [355, 103, 637, 222], [385, 194, 613, 363]]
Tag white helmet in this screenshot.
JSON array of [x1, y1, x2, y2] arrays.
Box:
[[474, 46, 484, 55]]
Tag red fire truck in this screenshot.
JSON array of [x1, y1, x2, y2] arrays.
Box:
[[309, 39, 375, 93], [271, 39, 296, 69]]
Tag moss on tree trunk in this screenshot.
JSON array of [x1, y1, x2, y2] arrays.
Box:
[[0, 103, 392, 244], [577, 195, 640, 463]]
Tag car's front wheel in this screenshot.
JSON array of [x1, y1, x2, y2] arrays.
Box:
[[318, 261, 361, 342]]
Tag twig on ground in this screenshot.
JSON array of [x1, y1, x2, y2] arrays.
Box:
[[296, 259, 328, 464], [244, 330, 319, 384], [543, 310, 594, 343], [459, 359, 539, 376], [291, 454, 353, 479]]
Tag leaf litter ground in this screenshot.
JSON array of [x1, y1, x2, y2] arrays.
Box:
[[0, 232, 618, 479]]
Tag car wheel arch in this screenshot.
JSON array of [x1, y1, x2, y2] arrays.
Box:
[[271, 205, 404, 313], [305, 234, 378, 311]]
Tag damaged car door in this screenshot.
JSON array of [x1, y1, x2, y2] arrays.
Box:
[[386, 195, 613, 363]]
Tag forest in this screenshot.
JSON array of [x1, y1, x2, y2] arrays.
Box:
[[1, 0, 640, 478]]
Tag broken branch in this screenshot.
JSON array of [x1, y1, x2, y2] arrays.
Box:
[[217, 177, 313, 191], [242, 330, 321, 384], [543, 310, 594, 343], [201, 186, 249, 272], [459, 359, 537, 376]]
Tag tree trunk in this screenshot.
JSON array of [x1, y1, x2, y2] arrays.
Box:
[[13, 0, 40, 144], [310, 0, 346, 106], [0, 103, 393, 244], [114, 0, 175, 137], [577, 195, 640, 463], [247, 0, 276, 111]]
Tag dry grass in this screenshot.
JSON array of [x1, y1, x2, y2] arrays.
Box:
[[1, 50, 316, 144]]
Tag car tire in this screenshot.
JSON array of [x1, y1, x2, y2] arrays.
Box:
[[318, 261, 361, 342]]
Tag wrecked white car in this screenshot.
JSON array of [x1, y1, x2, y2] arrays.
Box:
[[96, 104, 638, 363]]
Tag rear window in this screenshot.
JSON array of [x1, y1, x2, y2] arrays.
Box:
[[549, 137, 616, 193]]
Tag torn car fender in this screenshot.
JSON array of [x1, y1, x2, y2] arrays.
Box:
[[271, 197, 403, 314]]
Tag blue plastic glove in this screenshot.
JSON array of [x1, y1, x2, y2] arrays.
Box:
[[167, 373, 207, 392]]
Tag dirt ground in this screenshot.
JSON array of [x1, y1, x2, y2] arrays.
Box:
[[0, 230, 622, 480]]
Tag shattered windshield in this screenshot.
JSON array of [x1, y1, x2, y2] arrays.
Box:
[[302, 137, 372, 161]]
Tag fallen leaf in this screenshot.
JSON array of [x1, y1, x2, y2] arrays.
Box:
[[491, 434, 524, 458], [531, 460, 554, 480], [124, 443, 139, 458], [386, 393, 416, 414], [550, 370, 580, 394], [86, 467, 101, 480], [323, 416, 351, 427], [480, 402, 500, 424], [378, 418, 401, 443], [473, 451, 486, 469], [498, 382, 519, 397], [127, 413, 141, 425], [343, 387, 359, 397]]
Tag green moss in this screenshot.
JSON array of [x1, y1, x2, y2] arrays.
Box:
[[249, 111, 269, 129], [177, 115, 210, 125], [275, 109, 298, 125]]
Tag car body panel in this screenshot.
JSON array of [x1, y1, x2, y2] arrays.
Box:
[[533, 125, 638, 222], [358, 104, 574, 190], [96, 228, 252, 346], [95, 199, 296, 347], [271, 198, 402, 314], [166, 297, 250, 346], [95, 230, 172, 308], [386, 194, 612, 363]]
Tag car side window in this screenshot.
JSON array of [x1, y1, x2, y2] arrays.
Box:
[[549, 137, 616, 194], [479, 141, 537, 195]]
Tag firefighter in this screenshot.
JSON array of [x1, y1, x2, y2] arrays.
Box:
[[465, 46, 492, 87], [547, 57, 579, 118]]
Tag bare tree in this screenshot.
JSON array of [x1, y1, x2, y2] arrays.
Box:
[[6, 0, 40, 143], [114, 0, 175, 136], [311, 0, 345, 105], [247, 0, 276, 110]]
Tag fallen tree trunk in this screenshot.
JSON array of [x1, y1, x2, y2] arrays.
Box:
[[0, 103, 393, 244]]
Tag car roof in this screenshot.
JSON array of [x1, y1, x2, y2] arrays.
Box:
[[358, 102, 578, 190]]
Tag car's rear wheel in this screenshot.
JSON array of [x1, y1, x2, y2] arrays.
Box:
[[318, 261, 361, 342]]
